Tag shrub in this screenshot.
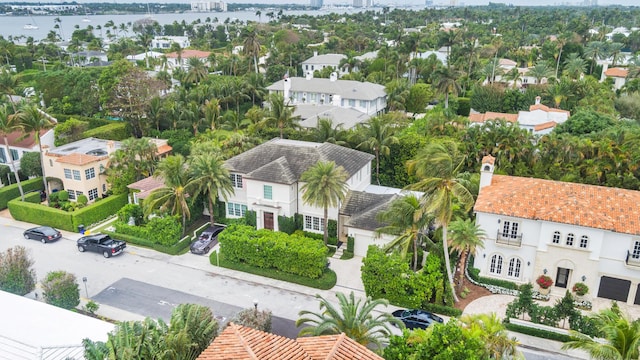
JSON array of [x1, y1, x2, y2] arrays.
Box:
[[85, 300, 100, 315], [77, 194, 88, 206], [82, 122, 130, 141], [0, 246, 37, 296], [503, 322, 572, 343], [9, 198, 75, 231], [147, 216, 182, 246], [244, 210, 257, 228], [327, 219, 337, 238], [572, 282, 589, 296], [536, 275, 553, 289], [278, 215, 297, 235], [71, 193, 128, 229], [421, 302, 463, 317], [41, 270, 80, 310], [23, 191, 42, 204], [233, 308, 273, 332], [57, 190, 69, 201], [346, 236, 354, 253], [117, 203, 144, 225], [0, 177, 44, 210], [468, 264, 520, 290]]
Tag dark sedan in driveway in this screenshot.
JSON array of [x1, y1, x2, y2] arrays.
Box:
[[190, 225, 225, 254], [23, 226, 62, 244], [392, 309, 444, 330]]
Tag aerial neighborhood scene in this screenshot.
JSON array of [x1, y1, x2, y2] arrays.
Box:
[[1, 0, 640, 358]]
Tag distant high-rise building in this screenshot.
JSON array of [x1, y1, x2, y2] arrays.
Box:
[[191, 1, 226, 12], [353, 0, 372, 7], [310, 0, 323, 8], [425, 0, 433, 5], [353, 0, 363, 7]]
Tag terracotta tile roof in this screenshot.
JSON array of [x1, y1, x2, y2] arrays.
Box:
[[3, 129, 50, 149], [604, 67, 628, 78], [197, 324, 382, 360], [166, 49, 211, 59], [533, 121, 557, 131], [529, 104, 570, 115], [156, 144, 172, 155], [482, 155, 495, 165], [55, 153, 105, 166], [475, 175, 640, 235], [127, 176, 165, 200], [498, 58, 517, 67], [469, 112, 518, 124]]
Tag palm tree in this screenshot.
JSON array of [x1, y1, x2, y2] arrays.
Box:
[[584, 41, 607, 74], [528, 60, 553, 84], [300, 161, 348, 245], [185, 57, 208, 85], [448, 218, 485, 292], [143, 155, 191, 235], [355, 116, 399, 185], [201, 99, 221, 131], [136, 32, 153, 69], [376, 194, 431, 271], [242, 26, 261, 74], [164, 303, 219, 360], [460, 313, 520, 359], [432, 66, 460, 109], [0, 68, 20, 112], [407, 140, 474, 303], [562, 306, 640, 360], [0, 104, 24, 200], [263, 93, 300, 139], [312, 118, 348, 147], [563, 53, 587, 80], [187, 152, 233, 226], [17, 103, 55, 196], [296, 292, 403, 349]]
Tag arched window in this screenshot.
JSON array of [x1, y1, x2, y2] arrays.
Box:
[[507, 258, 521, 278], [490, 254, 503, 274], [580, 235, 589, 249], [566, 233, 574, 246], [552, 231, 561, 244]]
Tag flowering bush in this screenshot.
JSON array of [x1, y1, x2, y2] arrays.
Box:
[[536, 275, 553, 289], [572, 282, 589, 296]]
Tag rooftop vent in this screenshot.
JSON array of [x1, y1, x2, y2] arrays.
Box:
[[86, 149, 108, 156]]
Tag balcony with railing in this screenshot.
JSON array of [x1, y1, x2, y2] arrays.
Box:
[[626, 251, 640, 267], [496, 231, 522, 247]]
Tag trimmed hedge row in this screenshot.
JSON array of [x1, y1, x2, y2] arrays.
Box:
[[219, 224, 328, 279], [504, 322, 573, 343], [83, 122, 130, 141], [23, 191, 42, 204], [468, 264, 520, 290], [8, 193, 128, 232], [104, 230, 191, 255], [0, 177, 44, 209], [422, 303, 462, 317]]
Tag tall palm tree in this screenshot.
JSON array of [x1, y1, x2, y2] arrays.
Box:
[[528, 60, 553, 84], [136, 32, 153, 69], [563, 53, 587, 80], [185, 57, 208, 85], [0, 104, 24, 200], [562, 306, 640, 360], [448, 218, 485, 292], [376, 194, 431, 271], [143, 155, 191, 235], [432, 66, 460, 109], [201, 99, 221, 131], [296, 292, 403, 349], [0, 68, 20, 112], [242, 26, 261, 74], [17, 103, 55, 195], [164, 303, 219, 360], [187, 152, 233, 226], [460, 313, 520, 359], [312, 118, 348, 147], [300, 161, 348, 245], [584, 41, 606, 74], [355, 116, 399, 185], [407, 140, 474, 303], [263, 93, 300, 139]]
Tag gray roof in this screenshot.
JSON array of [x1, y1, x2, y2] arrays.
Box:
[[295, 104, 372, 129], [302, 53, 346, 65], [225, 139, 374, 184], [340, 191, 397, 231], [48, 137, 121, 156], [267, 77, 386, 101]]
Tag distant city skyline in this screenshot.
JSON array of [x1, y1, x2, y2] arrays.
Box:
[[0, 0, 630, 5]]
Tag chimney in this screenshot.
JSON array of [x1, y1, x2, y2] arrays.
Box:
[[534, 96, 541, 105], [479, 155, 495, 192], [306, 70, 313, 80], [283, 76, 291, 100], [313, 51, 318, 57], [329, 72, 338, 82]]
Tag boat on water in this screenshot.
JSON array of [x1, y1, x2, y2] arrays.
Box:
[[82, 17, 91, 22], [23, 23, 38, 30]]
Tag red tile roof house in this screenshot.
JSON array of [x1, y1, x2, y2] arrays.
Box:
[[165, 49, 212, 72], [0, 127, 55, 173], [197, 323, 383, 360], [473, 155, 640, 305]]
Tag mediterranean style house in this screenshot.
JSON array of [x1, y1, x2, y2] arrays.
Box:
[[474, 155, 640, 305], [223, 138, 373, 232]]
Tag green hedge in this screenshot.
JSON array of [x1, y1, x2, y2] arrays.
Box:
[[54, 114, 111, 129], [219, 224, 328, 279], [104, 230, 191, 255], [83, 122, 130, 141], [468, 261, 520, 290], [0, 177, 44, 209], [8, 198, 74, 231], [347, 236, 354, 253], [504, 322, 573, 342], [72, 194, 128, 229], [422, 303, 462, 317], [113, 216, 182, 247], [8, 193, 127, 232], [23, 191, 42, 204]]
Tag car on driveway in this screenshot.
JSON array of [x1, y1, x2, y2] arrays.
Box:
[[77, 234, 126, 258], [190, 225, 225, 255], [23, 226, 62, 244], [391, 309, 444, 330]]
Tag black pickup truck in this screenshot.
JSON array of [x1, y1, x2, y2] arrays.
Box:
[[77, 234, 126, 258]]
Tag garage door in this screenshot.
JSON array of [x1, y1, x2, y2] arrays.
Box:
[[598, 276, 630, 302]]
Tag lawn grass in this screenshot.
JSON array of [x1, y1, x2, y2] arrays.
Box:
[[209, 250, 337, 290]]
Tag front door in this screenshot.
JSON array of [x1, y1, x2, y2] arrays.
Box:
[[264, 212, 274, 230], [556, 267, 570, 288]]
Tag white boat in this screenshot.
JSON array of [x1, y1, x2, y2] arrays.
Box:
[[82, 17, 91, 22], [23, 24, 38, 30]]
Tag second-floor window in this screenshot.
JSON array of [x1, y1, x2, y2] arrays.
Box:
[[632, 241, 640, 259], [10, 149, 18, 161], [73, 170, 81, 180], [566, 233, 574, 246], [230, 174, 243, 188], [552, 231, 561, 244], [85, 167, 95, 180], [264, 185, 272, 200], [501, 221, 519, 238], [580, 235, 589, 249], [64, 169, 72, 179]]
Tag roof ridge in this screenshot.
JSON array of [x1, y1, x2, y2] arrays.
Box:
[[325, 333, 346, 360], [230, 323, 259, 360]]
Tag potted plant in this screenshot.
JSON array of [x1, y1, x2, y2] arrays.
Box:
[[536, 275, 553, 294], [572, 282, 589, 299]]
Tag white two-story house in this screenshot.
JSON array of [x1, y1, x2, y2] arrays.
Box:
[[474, 155, 640, 305], [223, 138, 373, 234]]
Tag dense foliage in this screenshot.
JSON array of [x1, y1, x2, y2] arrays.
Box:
[[0, 246, 37, 296], [41, 270, 80, 310]]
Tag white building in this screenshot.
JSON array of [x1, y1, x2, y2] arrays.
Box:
[[301, 52, 347, 77], [152, 36, 190, 50], [191, 1, 227, 11], [474, 155, 640, 305], [0, 115, 55, 172]]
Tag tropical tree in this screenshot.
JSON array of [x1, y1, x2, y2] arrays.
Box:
[[163, 303, 219, 360], [300, 161, 348, 245], [187, 152, 233, 226], [242, 26, 261, 74], [564, 53, 587, 80], [185, 57, 208, 85], [311, 118, 348, 146], [296, 292, 403, 349], [407, 140, 474, 303], [0, 104, 24, 200], [432, 66, 460, 109], [354, 116, 399, 185], [562, 305, 640, 360], [143, 155, 191, 234], [448, 218, 485, 292], [460, 313, 521, 359], [201, 98, 221, 131], [529, 60, 554, 84], [262, 93, 300, 139], [376, 194, 431, 271], [17, 103, 55, 195]]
